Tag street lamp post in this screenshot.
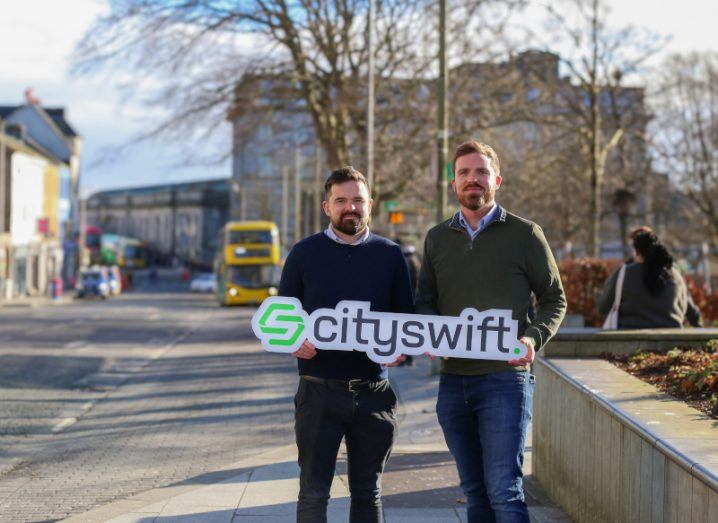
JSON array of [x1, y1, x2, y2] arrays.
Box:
[[230, 180, 241, 221], [366, 0, 375, 193], [436, 0, 449, 225]]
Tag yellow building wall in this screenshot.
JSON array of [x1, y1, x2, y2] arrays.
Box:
[[43, 163, 60, 238]]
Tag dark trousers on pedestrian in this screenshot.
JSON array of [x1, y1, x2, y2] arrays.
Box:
[[295, 376, 398, 523], [437, 371, 535, 523]]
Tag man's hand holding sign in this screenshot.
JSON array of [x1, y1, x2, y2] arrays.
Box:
[[252, 297, 530, 364], [293, 340, 317, 360], [510, 337, 535, 366]]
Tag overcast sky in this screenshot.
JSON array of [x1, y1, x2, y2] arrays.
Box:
[[1, 0, 716, 196]]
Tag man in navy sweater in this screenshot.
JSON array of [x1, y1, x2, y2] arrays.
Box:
[[279, 166, 413, 523]]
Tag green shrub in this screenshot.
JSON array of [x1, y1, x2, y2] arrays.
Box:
[[558, 258, 718, 327]]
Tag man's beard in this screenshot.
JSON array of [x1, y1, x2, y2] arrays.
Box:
[[333, 212, 367, 235], [458, 186, 494, 211]]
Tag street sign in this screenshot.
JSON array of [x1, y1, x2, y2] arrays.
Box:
[[446, 162, 454, 181], [37, 218, 49, 235], [383, 200, 399, 212], [388, 211, 404, 224]]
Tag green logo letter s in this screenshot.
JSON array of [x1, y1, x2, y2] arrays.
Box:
[[252, 297, 308, 352]]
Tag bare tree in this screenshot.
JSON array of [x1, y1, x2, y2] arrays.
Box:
[[73, 0, 524, 215], [508, 0, 662, 255], [448, 51, 588, 245], [441, 0, 660, 254], [651, 52, 718, 246], [74, 1, 427, 166]]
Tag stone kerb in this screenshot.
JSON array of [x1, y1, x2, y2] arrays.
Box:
[[532, 331, 718, 523], [542, 328, 718, 357]]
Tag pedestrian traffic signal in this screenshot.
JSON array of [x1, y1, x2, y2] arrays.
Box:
[[388, 211, 404, 224]]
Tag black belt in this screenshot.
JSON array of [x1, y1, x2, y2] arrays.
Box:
[[301, 375, 387, 393]]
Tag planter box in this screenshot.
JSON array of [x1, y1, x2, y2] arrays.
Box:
[[533, 357, 718, 523]]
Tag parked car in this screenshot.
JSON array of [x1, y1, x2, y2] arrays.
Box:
[[76, 267, 111, 299], [190, 273, 217, 293]]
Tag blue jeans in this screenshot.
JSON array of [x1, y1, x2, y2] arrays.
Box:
[[437, 371, 534, 523]]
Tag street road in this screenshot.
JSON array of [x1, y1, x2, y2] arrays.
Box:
[[0, 292, 298, 522]]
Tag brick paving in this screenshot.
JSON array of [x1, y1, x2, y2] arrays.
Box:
[[1, 293, 571, 522], [64, 355, 570, 523], [0, 294, 298, 522]]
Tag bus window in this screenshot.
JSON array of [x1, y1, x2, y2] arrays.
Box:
[[227, 265, 277, 289], [228, 230, 274, 244]]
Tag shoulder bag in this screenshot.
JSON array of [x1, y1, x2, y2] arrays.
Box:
[[602, 264, 626, 330]]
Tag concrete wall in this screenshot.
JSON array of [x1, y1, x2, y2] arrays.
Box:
[[533, 354, 718, 522]]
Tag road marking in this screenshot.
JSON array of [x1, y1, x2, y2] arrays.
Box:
[[63, 341, 86, 349], [51, 400, 97, 434], [51, 418, 78, 433], [50, 311, 212, 435]]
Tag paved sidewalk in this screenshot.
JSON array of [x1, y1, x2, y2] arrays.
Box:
[[0, 292, 73, 308], [65, 358, 571, 523]]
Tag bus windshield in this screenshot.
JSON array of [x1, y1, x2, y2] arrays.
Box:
[[227, 265, 278, 289], [228, 230, 274, 245], [124, 245, 140, 260]]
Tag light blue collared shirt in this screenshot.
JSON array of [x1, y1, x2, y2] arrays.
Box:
[[459, 203, 498, 240], [324, 225, 371, 245]]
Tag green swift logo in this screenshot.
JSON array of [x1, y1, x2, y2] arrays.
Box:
[[252, 297, 526, 364], [253, 298, 308, 349]]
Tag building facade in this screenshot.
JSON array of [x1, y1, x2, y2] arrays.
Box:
[[0, 93, 80, 299], [86, 179, 230, 269], [227, 50, 667, 256], [227, 75, 325, 252]]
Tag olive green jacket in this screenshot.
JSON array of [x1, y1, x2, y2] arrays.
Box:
[[415, 206, 567, 375]]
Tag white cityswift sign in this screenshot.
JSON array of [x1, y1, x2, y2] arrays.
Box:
[[252, 297, 527, 364]]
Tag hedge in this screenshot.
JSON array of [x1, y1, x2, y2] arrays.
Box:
[[557, 258, 718, 327]]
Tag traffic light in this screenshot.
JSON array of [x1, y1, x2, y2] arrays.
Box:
[[388, 211, 404, 224]]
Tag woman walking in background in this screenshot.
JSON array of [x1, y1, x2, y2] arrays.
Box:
[[598, 228, 702, 329]]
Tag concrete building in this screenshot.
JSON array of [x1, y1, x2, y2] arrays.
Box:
[[0, 93, 80, 299], [227, 51, 665, 255], [86, 179, 230, 269], [227, 74, 325, 252]]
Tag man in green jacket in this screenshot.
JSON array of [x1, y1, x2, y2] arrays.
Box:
[[416, 140, 566, 523]]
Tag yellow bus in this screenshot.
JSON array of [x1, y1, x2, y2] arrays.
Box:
[[215, 221, 281, 306]]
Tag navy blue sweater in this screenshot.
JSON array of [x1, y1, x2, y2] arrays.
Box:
[[279, 232, 414, 380]]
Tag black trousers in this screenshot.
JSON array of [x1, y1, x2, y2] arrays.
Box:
[[295, 376, 398, 523]]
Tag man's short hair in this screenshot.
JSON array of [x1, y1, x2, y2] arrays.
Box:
[[324, 166, 369, 199], [452, 141, 500, 176]]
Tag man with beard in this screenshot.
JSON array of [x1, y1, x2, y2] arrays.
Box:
[[416, 141, 566, 523], [279, 166, 413, 523]]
